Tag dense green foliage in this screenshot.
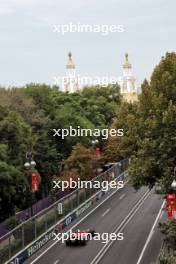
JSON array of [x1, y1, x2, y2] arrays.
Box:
[[157, 221, 176, 264], [107, 52, 176, 192], [0, 84, 121, 221]]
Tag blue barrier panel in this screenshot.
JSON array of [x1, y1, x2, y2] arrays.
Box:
[[7, 250, 28, 264]]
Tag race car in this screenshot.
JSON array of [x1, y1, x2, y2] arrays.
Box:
[[65, 229, 96, 246]]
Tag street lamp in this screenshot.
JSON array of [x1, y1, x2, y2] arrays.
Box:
[[92, 139, 99, 145], [30, 160, 37, 167], [92, 139, 100, 175], [171, 180, 176, 190], [24, 153, 36, 170], [24, 152, 37, 217], [171, 167, 176, 191], [24, 162, 30, 169]]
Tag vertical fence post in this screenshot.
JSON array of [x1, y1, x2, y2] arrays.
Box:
[[8, 236, 11, 259], [45, 212, 48, 232], [22, 223, 24, 248], [54, 204, 57, 224], [83, 188, 86, 201], [34, 217, 37, 239], [69, 196, 73, 211], [77, 189, 80, 207]]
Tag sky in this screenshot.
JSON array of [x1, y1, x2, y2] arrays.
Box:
[[0, 0, 176, 89]]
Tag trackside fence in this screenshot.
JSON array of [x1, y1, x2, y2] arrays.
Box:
[[0, 158, 129, 264]]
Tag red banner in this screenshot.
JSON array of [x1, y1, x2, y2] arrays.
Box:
[[166, 194, 176, 220], [31, 172, 38, 193], [95, 147, 101, 159]]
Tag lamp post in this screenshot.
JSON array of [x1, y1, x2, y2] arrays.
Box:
[[92, 140, 100, 159], [92, 139, 99, 146], [92, 139, 100, 175], [24, 152, 37, 217], [171, 167, 176, 191]]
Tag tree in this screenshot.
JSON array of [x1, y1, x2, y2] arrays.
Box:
[[130, 53, 176, 190], [104, 101, 139, 163], [0, 111, 33, 166], [34, 131, 59, 197], [107, 53, 176, 191], [63, 143, 96, 180], [0, 161, 26, 221]]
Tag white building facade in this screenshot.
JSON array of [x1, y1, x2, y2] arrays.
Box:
[[118, 53, 138, 103]]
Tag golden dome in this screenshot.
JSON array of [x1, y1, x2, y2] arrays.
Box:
[[123, 53, 132, 69]]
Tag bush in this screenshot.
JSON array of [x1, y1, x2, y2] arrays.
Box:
[[4, 216, 21, 231], [159, 254, 176, 264]]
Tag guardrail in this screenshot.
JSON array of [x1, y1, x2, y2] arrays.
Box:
[[1, 158, 129, 264]]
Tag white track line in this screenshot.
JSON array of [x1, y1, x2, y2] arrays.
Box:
[[53, 260, 60, 264], [102, 208, 111, 217], [136, 200, 165, 264], [119, 194, 126, 200]]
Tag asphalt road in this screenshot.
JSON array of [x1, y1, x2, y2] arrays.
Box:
[[25, 184, 164, 264], [95, 192, 164, 264]]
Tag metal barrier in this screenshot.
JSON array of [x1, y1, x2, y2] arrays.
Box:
[[0, 158, 129, 264]]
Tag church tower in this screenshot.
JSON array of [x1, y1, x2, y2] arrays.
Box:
[[118, 53, 138, 103], [63, 51, 79, 93]]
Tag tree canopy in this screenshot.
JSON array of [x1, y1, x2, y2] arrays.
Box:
[[0, 84, 121, 221]]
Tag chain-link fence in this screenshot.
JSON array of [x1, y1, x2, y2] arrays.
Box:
[[0, 159, 129, 264]]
